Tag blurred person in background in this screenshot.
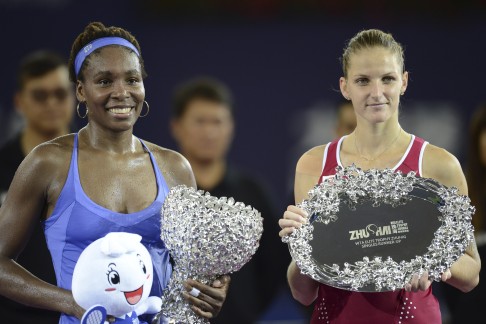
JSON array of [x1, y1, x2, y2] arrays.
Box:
[[170, 77, 287, 324], [0, 50, 75, 323], [335, 100, 357, 138]]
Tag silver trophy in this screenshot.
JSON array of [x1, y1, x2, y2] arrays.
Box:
[[283, 165, 475, 292], [160, 185, 263, 323]]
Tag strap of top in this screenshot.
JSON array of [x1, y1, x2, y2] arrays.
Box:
[[138, 138, 165, 190], [319, 137, 342, 184], [396, 136, 428, 177]]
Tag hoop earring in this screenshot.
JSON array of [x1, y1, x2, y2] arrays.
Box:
[[140, 100, 150, 118], [77, 102, 88, 119]]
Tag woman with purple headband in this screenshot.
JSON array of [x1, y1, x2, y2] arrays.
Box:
[[0, 22, 230, 323]]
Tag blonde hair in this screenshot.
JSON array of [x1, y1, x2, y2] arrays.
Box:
[[341, 29, 405, 77]]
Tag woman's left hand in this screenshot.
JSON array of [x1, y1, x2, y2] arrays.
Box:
[[404, 269, 451, 292], [404, 272, 431, 292], [183, 275, 231, 319]]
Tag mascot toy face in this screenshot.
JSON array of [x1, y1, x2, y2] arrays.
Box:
[[72, 232, 154, 317]]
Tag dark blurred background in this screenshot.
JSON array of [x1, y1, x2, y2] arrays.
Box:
[[0, 1, 485, 323]]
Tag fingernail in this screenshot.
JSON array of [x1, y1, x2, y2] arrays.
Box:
[[213, 280, 221, 286]]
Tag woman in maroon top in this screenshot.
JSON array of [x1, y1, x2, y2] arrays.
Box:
[[278, 29, 481, 324]]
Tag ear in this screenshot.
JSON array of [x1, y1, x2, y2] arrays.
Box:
[[75, 80, 86, 102], [339, 77, 349, 100], [401, 71, 408, 95]]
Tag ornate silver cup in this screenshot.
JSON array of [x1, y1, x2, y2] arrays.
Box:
[[160, 185, 263, 323]]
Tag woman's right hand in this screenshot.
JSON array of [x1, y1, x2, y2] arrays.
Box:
[[278, 205, 309, 238]]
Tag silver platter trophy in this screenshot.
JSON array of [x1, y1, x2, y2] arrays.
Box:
[[282, 165, 475, 292], [160, 185, 263, 323]]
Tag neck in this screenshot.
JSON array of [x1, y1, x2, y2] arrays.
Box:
[[353, 122, 403, 160], [187, 157, 226, 191], [21, 125, 70, 156], [81, 124, 136, 154]]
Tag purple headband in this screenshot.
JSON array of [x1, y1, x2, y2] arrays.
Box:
[[74, 36, 140, 77]]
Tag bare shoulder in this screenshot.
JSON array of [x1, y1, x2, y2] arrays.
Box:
[[422, 143, 467, 194], [296, 144, 327, 176], [22, 134, 75, 174], [140, 140, 196, 189]]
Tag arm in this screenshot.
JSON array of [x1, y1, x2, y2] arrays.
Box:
[[279, 146, 326, 305], [422, 145, 481, 292], [0, 143, 84, 317]]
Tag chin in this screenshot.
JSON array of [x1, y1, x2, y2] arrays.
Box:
[[194, 153, 221, 162], [366, 112, 392, 124], [108, 122, 136, 133]]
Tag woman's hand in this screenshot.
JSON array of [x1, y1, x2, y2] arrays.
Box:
[[404, 272, 431, 292], [278, 205, 309, 237], [404, 269, 451, 292], [183, 275, 231, 319]]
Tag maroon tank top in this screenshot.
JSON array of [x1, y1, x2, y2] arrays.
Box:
[[311, 135, 441, 324]]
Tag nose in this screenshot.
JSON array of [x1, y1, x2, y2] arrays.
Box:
[[370, 81, 384, 98], [111, 81, 130, 99]]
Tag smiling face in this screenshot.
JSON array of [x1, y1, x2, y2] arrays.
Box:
[[72, 233, 153, 317], [76, 46, 145, 132], [101, 251, 152, 313], [339, 46, 408, 126]]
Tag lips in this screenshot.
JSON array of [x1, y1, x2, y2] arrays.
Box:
[[124, 285, 143, 305]]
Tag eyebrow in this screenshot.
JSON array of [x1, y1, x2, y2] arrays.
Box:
[[93, 69, 141, 78], [352, 72, 397, 78], [108, 263, 116, 267]]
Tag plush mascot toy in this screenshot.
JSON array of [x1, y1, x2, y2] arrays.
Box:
[[72, 232, 162, 324]]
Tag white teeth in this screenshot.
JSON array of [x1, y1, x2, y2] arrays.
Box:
[[109, 107, 132, 114]]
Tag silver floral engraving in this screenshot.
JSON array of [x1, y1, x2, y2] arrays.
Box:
[[160, 185, 263, 323], [282, 165, 475, 291]]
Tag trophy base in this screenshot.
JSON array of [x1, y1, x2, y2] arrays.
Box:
[[161, 270, 216, 324]]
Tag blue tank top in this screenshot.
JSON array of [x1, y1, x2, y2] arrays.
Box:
[[44, 134, 172, 324]]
